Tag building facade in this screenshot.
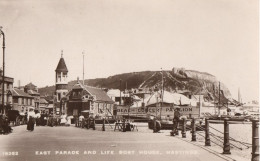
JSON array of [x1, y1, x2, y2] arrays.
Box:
[[0, 70, 14, 113], [25, 82, 40, 110], [11, 88, 35, 113], [66, 80, 114, 118], [54, 52, 69, 115]]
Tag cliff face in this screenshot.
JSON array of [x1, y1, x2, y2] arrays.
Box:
[[39, 67, 232, 103]]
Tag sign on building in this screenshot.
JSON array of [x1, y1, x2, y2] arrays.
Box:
[[117, 106, 200, 118]]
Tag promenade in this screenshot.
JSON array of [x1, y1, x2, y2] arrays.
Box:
[[0, 124, 248, 161]]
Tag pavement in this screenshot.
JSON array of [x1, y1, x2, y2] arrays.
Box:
[[0, 123, 246, 161]]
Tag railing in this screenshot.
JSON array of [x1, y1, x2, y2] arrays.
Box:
[[170, 117, 259, 161]]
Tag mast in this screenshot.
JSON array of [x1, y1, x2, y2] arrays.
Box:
[[213, 84, 217, 115], [82, 51, 85, 86], [238, 88, 241, 103], [218, 81, 220, 115], [159, 68, 164, 119], [120, 79, 122, 105]]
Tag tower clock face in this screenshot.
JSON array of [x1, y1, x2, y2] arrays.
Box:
[[56, 84, 68, 90]]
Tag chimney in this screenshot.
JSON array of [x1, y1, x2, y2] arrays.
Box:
[[24, 86, 28, 93], [18, 80, 21, 88]]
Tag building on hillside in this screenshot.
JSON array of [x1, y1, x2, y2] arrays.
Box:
[[54, 52, 69, 115], [0, 69, 14, 113], [39, 97, 49, 113], [66, 79, 114, 118], [11, 88, 34, 113], [25, 82, 40, 109]]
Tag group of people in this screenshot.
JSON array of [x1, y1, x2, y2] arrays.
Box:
[[75, 113, 96, 129], [0, 114, 12, 134], [152, 107, 182, 135], [26, 108, 71, 131]]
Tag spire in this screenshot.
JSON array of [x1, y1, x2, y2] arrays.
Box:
[[55, 50, 68, 73]]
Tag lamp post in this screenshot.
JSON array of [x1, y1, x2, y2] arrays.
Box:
[[0, 26, 5, 114]]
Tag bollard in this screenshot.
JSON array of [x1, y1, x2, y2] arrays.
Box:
[[87, 118, 90, 129], [175, 120, 179, 136], [205, 118, 211, 146], [181, 118, 186, 138], [171, 119, 175, 136], [102, 118, 105, 131], [223, 118, 231, 154], [153, 118, 157, 133], [252, 119, 259, 161], [92, 118, 96, 130], [191, 118, 196, 141], [122, 119, 126, 132]]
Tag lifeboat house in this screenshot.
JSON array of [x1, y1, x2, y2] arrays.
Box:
[[66, 80, 114, 118]]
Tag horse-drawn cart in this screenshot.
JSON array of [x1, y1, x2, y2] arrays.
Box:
[[7, 110, 26, 126]]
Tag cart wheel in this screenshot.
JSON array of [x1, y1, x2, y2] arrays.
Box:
[[16, 117, 20, 126]]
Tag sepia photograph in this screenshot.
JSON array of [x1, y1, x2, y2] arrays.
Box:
[[0, 0, 259, 161]]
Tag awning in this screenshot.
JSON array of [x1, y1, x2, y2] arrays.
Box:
[[81, 110, 90, 113]]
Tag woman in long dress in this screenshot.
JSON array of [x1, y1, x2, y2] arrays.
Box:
[[27, 109, 36, 131], [60, 113, 67, 126]]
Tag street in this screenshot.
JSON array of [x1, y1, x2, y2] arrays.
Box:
[[0, 124, 229, 161]]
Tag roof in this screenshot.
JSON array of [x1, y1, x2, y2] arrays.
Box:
[[55, 57, 68, 73], [107, 89, 129, 97], [40, 98, 48, 104], [71, 81, 114, 103], [11, 88, 33, 98], [27, 90, 40, 96], [25, 82, 37, 89], [85, 86, 114, 103], [144, 91, 196, 106]]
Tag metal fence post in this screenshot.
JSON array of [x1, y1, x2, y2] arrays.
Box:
[[122, 118, 126, 132], [153, 118, 157, 133], [205, 118, 211, 146], [102, 118, 105, 131], [182, 117, 186, 138], [191, 118, 196, 141], [223, 118, 231, 154], [252, 119, 259, 161]]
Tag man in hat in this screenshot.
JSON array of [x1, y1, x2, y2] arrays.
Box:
[[172, 107, 181, 136]]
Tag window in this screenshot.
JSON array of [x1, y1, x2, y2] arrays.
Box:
[[13, 98, 18, 103], [58, 93, 61, 101], [73, 109, 78, 116], [22, 98, 24, 105]]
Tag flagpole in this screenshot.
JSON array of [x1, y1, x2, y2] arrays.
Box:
[[159, 68, 164, 120], [218, 81, 220, 115], [82, 51, 85, 86]]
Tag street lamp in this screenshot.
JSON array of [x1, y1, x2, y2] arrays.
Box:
[[0, 26, 5, 114]]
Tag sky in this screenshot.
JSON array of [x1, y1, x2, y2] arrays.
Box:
[[0, 0, 258, 102]]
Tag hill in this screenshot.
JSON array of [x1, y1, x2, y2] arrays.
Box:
[[38, 67, 232, 102]]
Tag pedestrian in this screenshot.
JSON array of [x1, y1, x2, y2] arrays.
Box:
[[172, 106, 181, 136], [60, 113, 67, 126], [35, 111, 41, 126], [79, 113, 84, 127], [27, 108, 36, 131]]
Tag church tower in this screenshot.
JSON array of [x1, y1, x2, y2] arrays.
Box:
[[55, 51, 68, 102]]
